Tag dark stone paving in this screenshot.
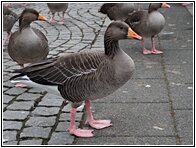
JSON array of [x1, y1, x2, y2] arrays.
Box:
[[3, 2, 193, 146]]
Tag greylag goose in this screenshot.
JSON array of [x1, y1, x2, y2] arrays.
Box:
[[3, 5, 19, 48], [99, 3, 135, 21], [47, 3, 68, 24], [8, 8, 49, 69], [125, 3, 170, 54], [10, 21, 142, 137]]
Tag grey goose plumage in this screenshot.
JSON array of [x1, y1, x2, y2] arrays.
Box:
[[10, 21, 142, 137], [3, 5, 19, 48], [125, 3, 170, 54], [47, 3, 68, 24], [8, 8, 49, 68], [99, 3, 135, 21]]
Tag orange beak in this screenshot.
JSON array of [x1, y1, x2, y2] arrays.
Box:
[[162, 3, 170, 8], [127, 28, 142, 40], [38, 14, 47, 21]]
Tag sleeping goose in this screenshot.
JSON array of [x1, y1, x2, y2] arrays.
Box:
[[125, 3, 170, 54], [3, 5, 19, 48], [47, 3, 68, 24], [10, 21, 142, 137], [99, 3, 135, 21], [8, 8, 49, 69]]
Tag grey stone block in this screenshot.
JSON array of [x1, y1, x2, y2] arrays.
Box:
[[20, 127, 51, 139], [3, 121, 22, 130], [19, 139, 42, 145], [48, 132, 74, 145], [3, 110, 29, 120], [26, 116, 56, 127], [32, 107, 60, 116], [7, 101, 35, 111]]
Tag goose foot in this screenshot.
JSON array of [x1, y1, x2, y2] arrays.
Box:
[[15, 83, 27, 88], [143, 48, 152, 54], [85, 100, 112, 129], [57, 21, 64, 24], [150, 48, 163, 54], [66, 128, 94, 138], [85, 119, 112, 129]]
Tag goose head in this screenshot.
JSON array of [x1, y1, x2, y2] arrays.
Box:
[[19, 8, 47, 30], [105, 21, 142, 41], [148, 3, 170, 13]]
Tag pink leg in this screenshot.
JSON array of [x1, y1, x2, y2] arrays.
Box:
[[3, 33, 11, 47], [49, 14, 55, 23], [57, 13, 65, 24], [150, 36, 163, 54], [5, 3, 11, 7], [85, 100, 112, 129], [66, 108, 94, 137], [138, 3, 141, 11], [141, 39, 152, 54]]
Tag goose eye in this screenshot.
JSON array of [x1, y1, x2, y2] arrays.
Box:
[[120, 26, 124, 30]]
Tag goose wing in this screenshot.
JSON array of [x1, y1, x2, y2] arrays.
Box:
[[12, 51, 104, 86]]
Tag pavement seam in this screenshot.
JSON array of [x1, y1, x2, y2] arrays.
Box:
[[158, 36, 181, 145]]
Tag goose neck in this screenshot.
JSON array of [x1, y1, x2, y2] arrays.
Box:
[[104, 37, 120, 58]]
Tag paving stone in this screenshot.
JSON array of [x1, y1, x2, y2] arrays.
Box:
[[175, 110, 193, 145], [4, 87, 27, 96], [3, 110, 29, 120], [3, 95, 15, 104], [39, 93, 64, 107], [59, 112, 83, 122], [3, 131, 17, 142], [19, 139, 43, 145], [55, 121, 79, 132], [3, 140, 18, 145], [15, 93, 42, 101], [48, 132, 74, 145], [26, 116, 56, 127], [7, 101, 35, 111], [76, 136, 177, 145], [32, 107, 60, 116], [20, 127, 51, 139], [3, 121, 22, 130]]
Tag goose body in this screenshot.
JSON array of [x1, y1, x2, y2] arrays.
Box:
[[47, 3, 68, 24], [10, 21, 142, 138], [125, 3, 170, 54], [8, 8, 49, 68], [3, 5, 18, 47], [99, 3, 135, 21]]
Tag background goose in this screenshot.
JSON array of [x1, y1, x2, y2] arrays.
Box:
[[99, 3, 135, 21], [10, 21, 142, 137], [47, 3, 68, 24], [3, 5, 19, 48], [8, 8, 49, 69], [125, 3, 170, 54]]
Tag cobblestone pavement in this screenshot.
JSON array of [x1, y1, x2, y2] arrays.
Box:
[[3, 3, 193, 145]]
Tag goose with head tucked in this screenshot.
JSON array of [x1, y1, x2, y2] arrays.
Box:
[[47, 3, 68, 24], [125, 3, 170, 54], [3, 5, 19, 48], [10, 21, 142, 137], [99, 3, 135, 21], [8, 8, 49, 69]]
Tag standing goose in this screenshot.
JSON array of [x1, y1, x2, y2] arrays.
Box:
[[10, 21, 142, 137], [8, 8, 49, 69], [99, 3, 135, 21], [3, 5, 19, 48], [47, 3, 68, 24], [125, 3, 170, 54]]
